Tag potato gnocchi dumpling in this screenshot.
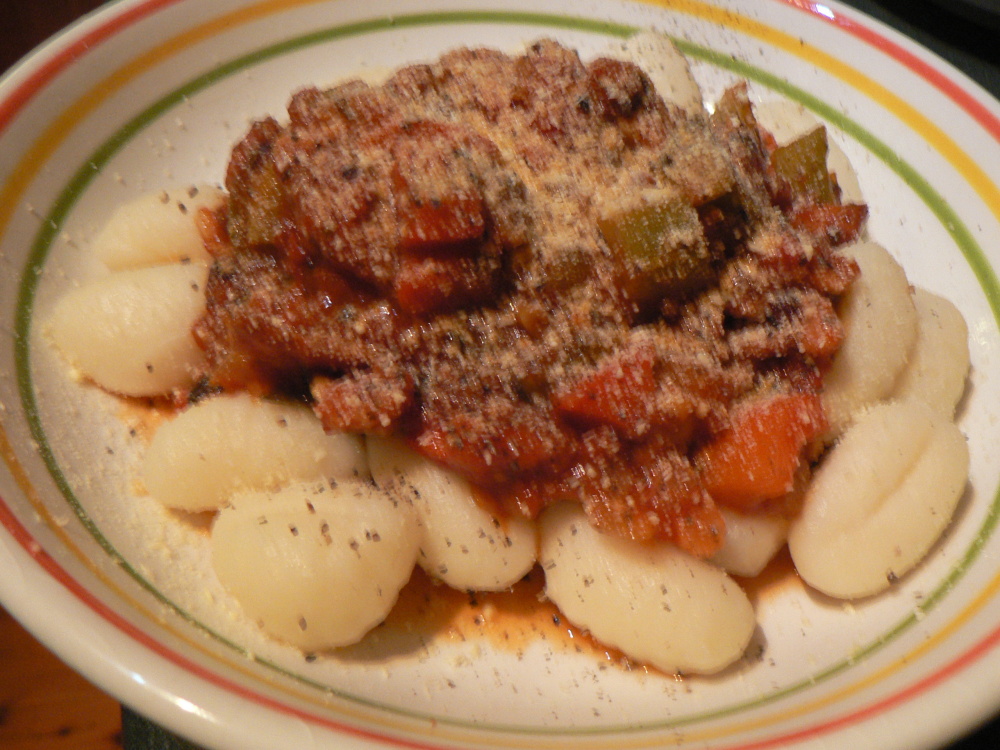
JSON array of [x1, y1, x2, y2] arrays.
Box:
[[614, 30, 705, 115], [710, 508, 789, 579], [821, 241, 919, 437], [142, 393, 367, 512], [93, 185, 224, 270], [788, 400, 968, 599], [890, 288, 970, 416], [212, 479, 420, 650], [47, 262, 209, 397], [368, 437, 537, 591], [540, 503, 756, 675]]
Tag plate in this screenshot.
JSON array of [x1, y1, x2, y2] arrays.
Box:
[[2, 1, 1000, 748]]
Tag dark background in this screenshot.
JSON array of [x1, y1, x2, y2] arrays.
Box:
[[1, 1, 999, 748]]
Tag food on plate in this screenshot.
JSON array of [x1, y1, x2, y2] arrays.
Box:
[[46, 33, 971, 674], [788, 400, 969, 599], [614, 31, 704, 116], [47, 262, 210, 397], [192, 38, 863, 559], [368, 436, 537, 591], [212, 478, 420, 650], [820, 241, 919, 436], [890, 288, 970, 416], [141, 392, 366, 513], [539, 501, 755, 675], [93, 185, 224, 270], [709, 508, 789, 578]]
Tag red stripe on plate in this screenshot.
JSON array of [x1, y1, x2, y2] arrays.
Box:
[[0, 0, 185, 138], [728, 622, 1000, 749], [782, 0, 1000, 141]]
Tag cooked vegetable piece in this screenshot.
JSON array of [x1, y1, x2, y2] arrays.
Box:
[[225, 118, 285, 249], [598, 193, 712, 305], [753, 100, 864, 204], [770, 126, 834, 203], [714, 83, 757, 131], [790, 203, 868, 246], [540, 502, 755, 675], [212, 479, 420, 649], [551, 342, 659, 437], [696, 392, 826, 511], [311, 370, 414, 435]]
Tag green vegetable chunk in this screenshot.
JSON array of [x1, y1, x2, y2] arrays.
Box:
[[770, 126, 834, 203], [598, 195, 712, 306]]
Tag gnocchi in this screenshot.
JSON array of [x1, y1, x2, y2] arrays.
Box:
[[368, 436, 537, 591], [540, 502, 756, 675], [615, 30, 705, 115], [789, 400, 969, 599], [821, 241, 919, 437], [212, 479, 420, 649], [710, 508, 789, 579], [93, 185, 224, 270], [890, 288, 970, 416], [47, 262, 209, 397], [141, 393, 367, 512]]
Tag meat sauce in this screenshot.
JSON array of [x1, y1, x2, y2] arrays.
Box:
[[193, 40, 863, 557]]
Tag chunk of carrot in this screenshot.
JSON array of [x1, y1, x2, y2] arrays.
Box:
[[551, 343, 657, 438], [696, 392, 826, 511], [790, 203, 868, 247]]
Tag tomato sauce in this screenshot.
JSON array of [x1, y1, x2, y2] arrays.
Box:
[[192, 40, 862, 556]]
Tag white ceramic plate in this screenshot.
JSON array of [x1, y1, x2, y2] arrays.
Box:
[[3, 1, 1000, 748]]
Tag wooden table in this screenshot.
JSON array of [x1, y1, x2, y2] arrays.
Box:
[[0, 606, 121, 749]]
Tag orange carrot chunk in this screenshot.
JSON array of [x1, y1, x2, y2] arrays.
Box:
[[790, 203, 868, 247], [696, 392, 826, 511], [551, 344, 657, 438]]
